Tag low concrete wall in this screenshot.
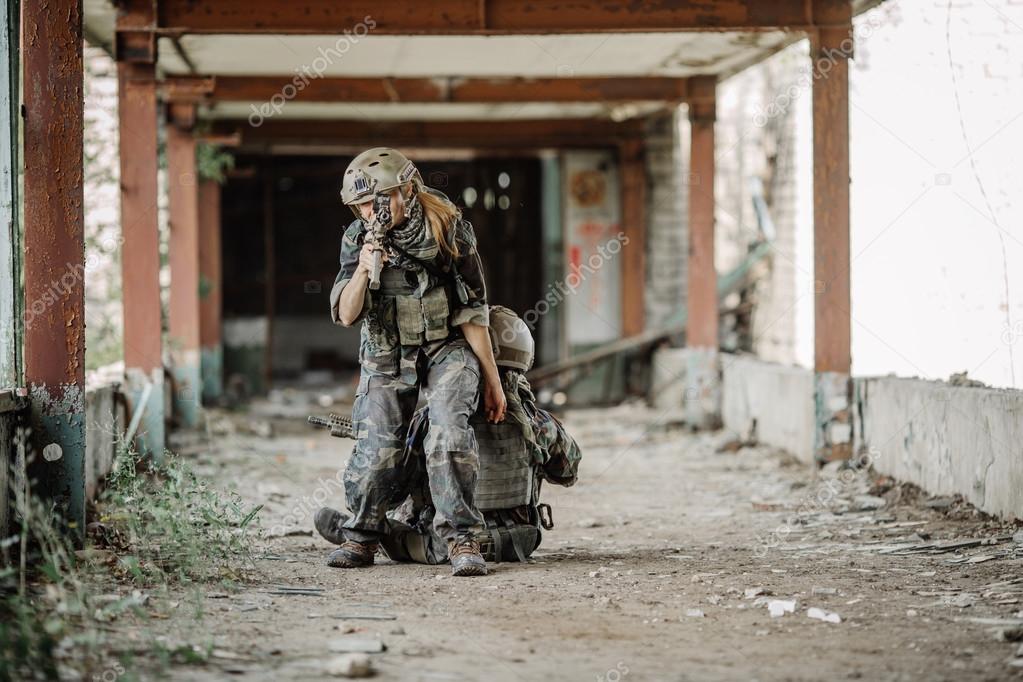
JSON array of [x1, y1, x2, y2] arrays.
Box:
[[721, 355, 815, 464], [84, 383, 124, 502], [855, 377, 1023, 520]]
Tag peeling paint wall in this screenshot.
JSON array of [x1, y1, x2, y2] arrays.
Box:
[[855, 377, 1023, 520]]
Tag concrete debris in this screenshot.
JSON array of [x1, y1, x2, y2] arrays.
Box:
[[328, 637, 386, 654], [807, 607, 842, 624], [1013, 530, 1023, 545], [326, 653, 374, 678], [924, 496, 956, 510], [812, 587, 838, 596], [247, 419, 274, 438], [685, 609, 705, 618], [744, 587, 770, 599], [767, 600, 797, 618], [853, 495, 886, 511], [947, 371, 986, 388], [938, 593, 978, 609]]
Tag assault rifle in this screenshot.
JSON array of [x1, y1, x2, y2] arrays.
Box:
[[367, 192, 393, 291], [307, 413, 356, 439]]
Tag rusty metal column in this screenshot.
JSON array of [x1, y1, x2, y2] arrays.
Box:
[[117, 59, 165, 457], [619, 138, 646, 338], [167, 103, 202, 428], [682, 77, 720, 428], [812, 7, 854, 462], [198, 179, 223, 404], [22, 0, 86, 537]]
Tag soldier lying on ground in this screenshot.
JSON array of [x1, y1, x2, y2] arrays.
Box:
[[329, 148, 506, 576], [314, 306, 582, 565]]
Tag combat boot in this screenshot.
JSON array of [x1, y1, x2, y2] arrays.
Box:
[[314, 507, 349, 545], [448, 537, 487, 577], [327, 540, 379, 568]]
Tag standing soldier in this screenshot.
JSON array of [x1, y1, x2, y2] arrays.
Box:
[[329, 147, 506, 577]]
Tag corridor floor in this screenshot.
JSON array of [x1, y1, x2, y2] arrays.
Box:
[[161, 400, 1023, 681]]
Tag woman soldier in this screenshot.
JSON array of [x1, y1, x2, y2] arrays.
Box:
[[329, 147, 506, 577]]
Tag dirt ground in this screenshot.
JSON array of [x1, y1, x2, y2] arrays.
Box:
[[148, 397, 1022, 681]]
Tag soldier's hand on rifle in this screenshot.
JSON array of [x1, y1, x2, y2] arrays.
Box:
[[357, 240, 385, 275]]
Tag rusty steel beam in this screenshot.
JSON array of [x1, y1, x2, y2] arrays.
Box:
[[117, 59, 166, 457], [811, 25, 852, 376], [619, 138, 647, 337], [686, 76, 717, 349], [114, 0, 157, 63], [22, 0, 86, 539], [156, 0, 825, 34], [167, 103, 203, 427], [205, 75, 689, 104], [213, 117, 642, 150], [811, 19, 853, 463], [198, 179, 223, 403], [160, 75, 215, 102]]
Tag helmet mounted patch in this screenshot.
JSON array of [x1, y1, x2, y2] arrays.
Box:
[[397, 160, 418, 184]]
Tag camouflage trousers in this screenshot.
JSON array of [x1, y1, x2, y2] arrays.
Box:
[[342, 342, 486, 544]]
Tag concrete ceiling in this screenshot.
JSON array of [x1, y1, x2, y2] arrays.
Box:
[[82, 0, 881, 123]]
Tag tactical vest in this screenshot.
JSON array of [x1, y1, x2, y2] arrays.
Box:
[[468, 370, 554, 562], [375, 266, 452, 345]]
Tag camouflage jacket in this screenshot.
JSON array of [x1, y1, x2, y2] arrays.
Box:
[[329, 212, 489, 382]]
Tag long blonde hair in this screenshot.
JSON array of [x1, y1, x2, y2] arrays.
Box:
[[415, 184, 461, 258]]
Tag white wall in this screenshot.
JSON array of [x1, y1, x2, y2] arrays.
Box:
[[848, 0, 1023, 389], [716, 0, 1023, 389]]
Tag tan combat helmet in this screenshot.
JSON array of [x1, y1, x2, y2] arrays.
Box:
[[340, 147, 422, 213], [489, 306, 534, 372]]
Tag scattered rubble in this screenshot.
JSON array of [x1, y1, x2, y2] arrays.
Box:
[[768, 600, 797, 618], [807, 607, 842, 624]]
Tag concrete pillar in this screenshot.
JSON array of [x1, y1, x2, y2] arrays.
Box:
[[619, 138, 646, 337], [198, 179, 223, 403], [681, 76, 721, 428], [167, 103, 202, 428], [22, 0, 86, 539], [811, 9, 854, 462], [117, 60, 165, 458]]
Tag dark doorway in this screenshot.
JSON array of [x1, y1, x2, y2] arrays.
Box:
[[220, 152, 545, 381]]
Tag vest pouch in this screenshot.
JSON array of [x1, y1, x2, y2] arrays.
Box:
[[395, 294, 426, 345], [421, 286, 450, 342]]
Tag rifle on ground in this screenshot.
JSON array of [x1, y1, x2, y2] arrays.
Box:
[[308, 413, 356, 439]]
